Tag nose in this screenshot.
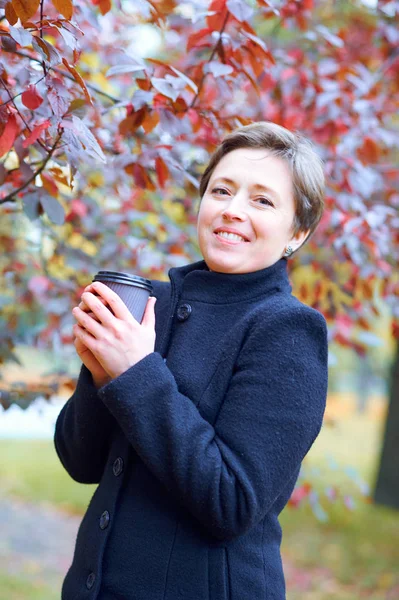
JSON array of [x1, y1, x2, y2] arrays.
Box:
[[221, 194, 247, 221]]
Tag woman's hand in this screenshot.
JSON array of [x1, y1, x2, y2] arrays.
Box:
[[74, 336, 112, 389], [72, 281, 157, 381], [73, 284, 113, 388]]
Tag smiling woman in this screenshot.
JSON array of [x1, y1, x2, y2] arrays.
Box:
[[197, 147, 312, 273], [55, 121, 329, 600], [197, 121, 325, 273]]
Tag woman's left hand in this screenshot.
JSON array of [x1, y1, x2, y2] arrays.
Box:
[[72, 281, 157, 381]]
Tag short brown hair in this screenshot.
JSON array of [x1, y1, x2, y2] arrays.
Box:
[[199, 122, 325, 253]]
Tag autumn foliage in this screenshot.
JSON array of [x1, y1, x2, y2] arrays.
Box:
[[0, 0, 398, 365]]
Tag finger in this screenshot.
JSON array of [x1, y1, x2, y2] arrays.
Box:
[[83, 283, 96, 293], [78, 297, 108, 312], [72, 306, 104, 337], [81, 291, 117, 327], [74, 338, 92, 356], [88, 281, 133, 323], [87, 310, 101, 323], [73, 323, 96, 345], [79, 284, 107, 304], [142, 296, 157, 328], [73, 326, 96, 358]]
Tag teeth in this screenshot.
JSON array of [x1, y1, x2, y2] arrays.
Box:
[[216, 231, 246, 242]]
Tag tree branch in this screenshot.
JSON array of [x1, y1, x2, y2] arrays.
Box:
[[0, 129, 63, 205], [0, 76, 51, 153], [2, 49, 121, 104], [0, 73, 47, 109], [40, 0, 47, 78], [189, 11, 230, 110]]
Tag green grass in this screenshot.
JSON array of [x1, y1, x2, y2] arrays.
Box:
[[0, 571, 58, 600], [0, 397, 398, 598], [0, 439, 94, 514], [281, 500, 398, 593], [279, 403, 399, 596]]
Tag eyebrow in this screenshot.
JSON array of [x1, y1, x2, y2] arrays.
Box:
[[211, 177, 279, 201]]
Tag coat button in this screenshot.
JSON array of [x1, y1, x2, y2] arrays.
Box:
[[99, 510, 110, 530], [177, 303, 192, 321], [113, 457, 124, 477], [86, 572, 96, 589]]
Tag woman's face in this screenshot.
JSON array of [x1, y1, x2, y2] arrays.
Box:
[[196, 148, 309, 274]]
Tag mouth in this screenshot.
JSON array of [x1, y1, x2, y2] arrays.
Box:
[[213, 232, 250, 245]]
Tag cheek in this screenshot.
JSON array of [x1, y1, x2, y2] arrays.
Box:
[[253, 219, 285, 244], [197, 203, 213, 231]]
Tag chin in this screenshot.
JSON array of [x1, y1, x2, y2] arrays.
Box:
[[205, 257, 246, 274]]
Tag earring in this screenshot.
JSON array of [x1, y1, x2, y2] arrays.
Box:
[[284, 245, 294, 258]]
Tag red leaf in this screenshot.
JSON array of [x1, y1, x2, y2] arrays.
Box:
[[70, 198, 88, 218], [357, 136, 380, 164], [156, 156, 169, 189], [9, 261, 27, 273], [288, 483, 311, 508], [5, 2, 18, 25], [0, 113, 18, 157], [119, 107, 147, 136], [141, 110, 160, 134], [22, 119, 51, 148], [41, 172, 59, 197], [169, 243, 184, 255], [136, 78, 152, 91], [62, 58, 93, 106], [21, 84, 43, 110], [236, 66, 261, 98], [187, 28, 212, 52], [11, 0, 40, 23], [133, 164, 156, 191], [51, 0, 73, 20], [207, 0, 228, 30], [91, 0, 112, 15]]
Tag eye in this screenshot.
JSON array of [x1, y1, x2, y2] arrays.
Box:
[[256, 197, 274, 207], [211, 187, 229, 195], [211, 187, 274, 207]]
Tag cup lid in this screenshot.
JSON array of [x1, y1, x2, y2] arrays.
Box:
[[93, 270, 152, 292]]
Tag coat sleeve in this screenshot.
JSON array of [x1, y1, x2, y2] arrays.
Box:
[[97, 306, 328, 541], [54, 363, 115, 484]]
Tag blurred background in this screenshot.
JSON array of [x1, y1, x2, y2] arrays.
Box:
[[1, 0, 398, 598]]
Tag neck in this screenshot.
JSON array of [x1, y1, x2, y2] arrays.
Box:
[[168, 257, 292, 304]]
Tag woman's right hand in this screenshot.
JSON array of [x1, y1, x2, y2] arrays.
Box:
[[73, 293, 113, 390]]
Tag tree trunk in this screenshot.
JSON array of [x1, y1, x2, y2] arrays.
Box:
[[373, 339, 399, 509]]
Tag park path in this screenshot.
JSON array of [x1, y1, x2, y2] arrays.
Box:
[[1, 493, 327, 594], [2, 493, 398, 599], [0, 493, 80, 589]]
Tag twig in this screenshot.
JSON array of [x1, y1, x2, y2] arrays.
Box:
[[0, 77, 51, 152], [0, 129, 63, 204], [0, 73, 47, 109], [40, 0, 47, 77], [189, 11, 230, 110], [4, 50, 121, 104]]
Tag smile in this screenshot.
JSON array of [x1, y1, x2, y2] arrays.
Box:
[[213, 232, 249, 245]]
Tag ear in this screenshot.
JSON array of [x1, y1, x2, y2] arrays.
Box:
[[288, 228, 311, 253]]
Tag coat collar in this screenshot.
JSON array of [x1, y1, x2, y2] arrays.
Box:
[[168, 257, 292, 304]]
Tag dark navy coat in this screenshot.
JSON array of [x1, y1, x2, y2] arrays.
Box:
[[54, 257, 328, 600]]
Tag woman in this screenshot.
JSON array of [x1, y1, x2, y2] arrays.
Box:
[[55, 121, 328, 600]]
